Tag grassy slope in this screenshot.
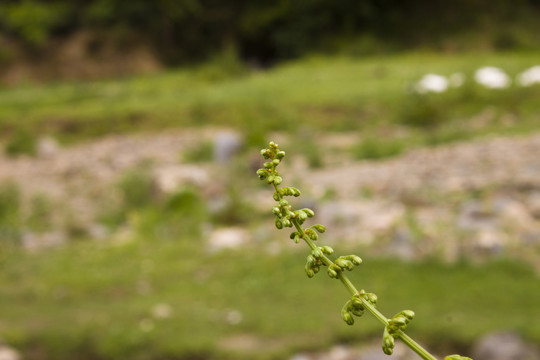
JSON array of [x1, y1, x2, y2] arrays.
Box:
[[1, 52, 540, 145], [0, 237, 538, 360]]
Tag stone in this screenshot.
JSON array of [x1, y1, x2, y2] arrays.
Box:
[[472, 331, 540, 360], [0, 344, 20, 360], [213, 131, 243, 163]]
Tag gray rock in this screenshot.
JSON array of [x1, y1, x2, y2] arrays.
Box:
[[472, 331, 540, 360], [213, 132, 243, 163]]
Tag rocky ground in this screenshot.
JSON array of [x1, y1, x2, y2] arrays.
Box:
[[1, 129, 540, 271]]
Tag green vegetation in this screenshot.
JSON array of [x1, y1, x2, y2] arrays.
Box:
[[2, 52, 540, 155], [0, 240, 538, 360], [1, 1, 539, 64]]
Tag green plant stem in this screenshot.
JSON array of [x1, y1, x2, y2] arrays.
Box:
[[290, 207, 438, 360]]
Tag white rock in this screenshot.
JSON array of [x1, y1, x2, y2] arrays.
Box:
[[415, 74, 448, 93], [517, 65, 540, 86], [474, 67, 510, 89], [0, 346, 20, 360]]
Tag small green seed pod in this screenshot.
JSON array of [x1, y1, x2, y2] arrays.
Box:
[[349, 255, 362, 265], [305, 263, 315, 278], [321, 246, 334, 254], [341, 302, 355, 325], [401, 310, 415, 320], [351, 297, 365, 311], [390, 316, 408, 327], [328, 267, 339, 278], [366, 293, 378, 304], [382, 327, 395, 355], [303, 208, 315, 217]]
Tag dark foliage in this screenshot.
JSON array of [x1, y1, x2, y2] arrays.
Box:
[[1, 0, 540, 64]]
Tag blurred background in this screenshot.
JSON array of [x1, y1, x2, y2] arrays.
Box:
[[1, 1, 540, 359]]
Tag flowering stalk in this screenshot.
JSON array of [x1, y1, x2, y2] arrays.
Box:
[[257, 141, 472, 360]]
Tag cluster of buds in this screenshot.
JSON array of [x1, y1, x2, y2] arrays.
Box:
[[382, 310, 416, 355], [341, 290, 378, 325], [257, 141, 285, 185], [305, 246, 334, 277], [327, 255, 363, 278], [257, 141, 474, 360]]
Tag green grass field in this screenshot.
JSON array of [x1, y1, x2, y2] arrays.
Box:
[[0, 237, 539, 360], [1, 51, 540, 150]]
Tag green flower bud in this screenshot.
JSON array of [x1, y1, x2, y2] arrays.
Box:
[[366, 293, 378, 304], [401, 310, 415, 320], [341, 303, 355, 325], [351, 297, 365, 311], [279, 199, 288, 207], [260, 149, 271, 159], [302, 208, 315, 217], [274, 176, 283, 185], [305, 263, 315, 278], [349, 255, 362, 265], [312, 248, 323, 258], [275, 219, 283, 229], [272, 159, 280, 165], [312, 224, 326, 233], [273, 192, 280, 201], [328, 267, 339, 278], [321, 246, 334, 254], [306, 255, 316, 265], [269, 141, 278, 149], [267, 175, 275, 184], [282, 219, 292, 227], [256, 169, 268, 179], [444, 355, 472, 360], [382, 327, 395, 355], [390, 315, 408, 327], [272, 206, 281, 216], [276, 151, 285, 159], [291, 187, 301, 196], [264, 162, 273, 169]]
